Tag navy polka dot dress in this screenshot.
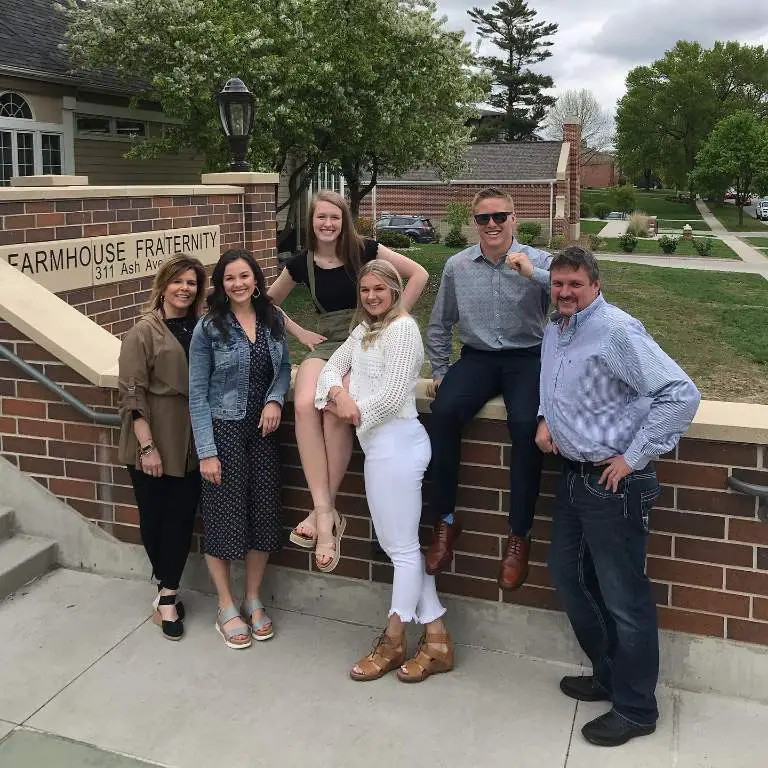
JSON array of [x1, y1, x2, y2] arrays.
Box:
[[201, 322, 282, 559]]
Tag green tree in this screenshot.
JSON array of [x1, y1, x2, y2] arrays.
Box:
[[60, 0, 486, 220], [615, 41, 768, 198], [468, 0, 558, 141], [690, 110, 768, 226], [609, 185, 636, 215]]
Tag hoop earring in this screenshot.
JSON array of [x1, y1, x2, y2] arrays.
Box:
[[253, 286, 261, 299]]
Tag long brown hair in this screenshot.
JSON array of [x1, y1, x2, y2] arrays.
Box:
[[306, 190, 365, 276], [147, 253, 207, 318], [353, 259, 406, 350]]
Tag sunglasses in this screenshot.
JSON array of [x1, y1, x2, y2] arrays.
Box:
[[473, 211, 514, 225]]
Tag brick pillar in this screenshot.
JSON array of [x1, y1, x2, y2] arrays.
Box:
[[201, 172, 280, 284], [562, 117, 581, 239]]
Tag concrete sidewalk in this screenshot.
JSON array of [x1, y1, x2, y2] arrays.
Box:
[[599, 252, 768, 280], [695, 200, 768, 265], [0, 569, 766, 768]]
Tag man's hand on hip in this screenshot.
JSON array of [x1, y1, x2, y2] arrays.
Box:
[[505, 251, 534, 279], [426, 377, 443, 399], [535, 419, 558, 454], [596, 455, 633, 493]]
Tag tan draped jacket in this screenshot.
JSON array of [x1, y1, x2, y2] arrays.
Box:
[[117, 311, 198, 476]]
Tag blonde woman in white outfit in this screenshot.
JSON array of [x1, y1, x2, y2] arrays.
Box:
[[316, 259, 454, 683]]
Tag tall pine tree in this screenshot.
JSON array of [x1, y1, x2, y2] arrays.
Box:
[[469, 0, 558, 141]]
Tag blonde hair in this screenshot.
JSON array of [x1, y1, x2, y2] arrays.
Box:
[[354, 259, 406, 349], [147, 253, 207, 318], [471, 187, 515, 212], [306, 190, 365, 275]]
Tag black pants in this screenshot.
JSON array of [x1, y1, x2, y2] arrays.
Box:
[[548, 465, 661, 726], [127, 466, 201, 590], [428, 345, 543, 536]]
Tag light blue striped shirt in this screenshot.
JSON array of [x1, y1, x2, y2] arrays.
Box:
[[539, 294, 700, 469], [426, 239, 552, 378]]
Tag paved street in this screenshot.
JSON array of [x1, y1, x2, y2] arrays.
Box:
[[0, 568, 766, 768]]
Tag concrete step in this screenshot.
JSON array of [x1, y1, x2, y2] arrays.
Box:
[[0, 506, 15, 543], [0, 534, 57, 601]]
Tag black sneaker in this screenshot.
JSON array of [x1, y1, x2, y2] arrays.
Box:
[[559, 675, 612, 702], [582, 711, 656, 747]]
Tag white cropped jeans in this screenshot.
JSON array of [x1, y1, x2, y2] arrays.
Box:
[[362, 418, 446, 625]]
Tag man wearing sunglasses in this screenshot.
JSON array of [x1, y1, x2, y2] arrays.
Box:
[[425, 187, 553, 590]]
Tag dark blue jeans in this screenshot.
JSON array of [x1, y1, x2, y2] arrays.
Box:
[[548, 464, 661, 726], [428, 345, 543, 536]]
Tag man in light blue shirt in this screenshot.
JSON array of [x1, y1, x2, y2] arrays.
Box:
[[425, 187, 552, 591], [537, 246, 700, 747]]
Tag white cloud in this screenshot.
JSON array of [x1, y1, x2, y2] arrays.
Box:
[[435, 0, 768, 114]]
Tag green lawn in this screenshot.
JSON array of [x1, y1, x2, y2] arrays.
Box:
[[580, 219, 605, 234], [282, 243, 768, 402], [657, 219, 711, 231], [743, 236, 768, 247], [600, 236, 739, 259], [581, 188, 703, 220], [708, 203, 768, 232]]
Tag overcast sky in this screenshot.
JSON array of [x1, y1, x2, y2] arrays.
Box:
[[435, 0, 768, 116]]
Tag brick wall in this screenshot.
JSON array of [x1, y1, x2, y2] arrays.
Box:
[[358, 183, 555, 230], [3, 323, 767, 646], [562, 121, 581, 226], [0, 185, 278, 335], [581, 161, 616, 189]]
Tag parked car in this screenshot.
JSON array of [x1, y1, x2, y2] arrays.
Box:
[[756, 199, 768, 221], [376, 214, 436, 243]]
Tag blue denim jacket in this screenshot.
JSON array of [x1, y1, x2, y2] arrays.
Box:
[[188, 313, 291, 459]]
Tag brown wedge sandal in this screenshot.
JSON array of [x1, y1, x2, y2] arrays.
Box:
[[350, 632, 407, 682], [397, 632, 454, 683]]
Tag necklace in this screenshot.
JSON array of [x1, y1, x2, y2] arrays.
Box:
[[314, 251, 342, 269]]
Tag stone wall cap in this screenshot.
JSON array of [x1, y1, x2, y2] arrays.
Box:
[[0, 184, 244, 201], [0, 259, 119, 388], [201, 172, 280, 185], [10, 175, 89, 187]]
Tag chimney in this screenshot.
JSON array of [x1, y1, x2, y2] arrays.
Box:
[[562, 116, 581, 229]]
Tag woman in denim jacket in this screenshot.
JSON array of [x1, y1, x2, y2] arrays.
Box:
[[189, 249, 291, 649]]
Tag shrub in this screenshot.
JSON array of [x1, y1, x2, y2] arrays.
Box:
[[580, 201, 592, 218], [625, 212, 650, 237], [549, 233, 567, 251], [594, 202, 612, 219], [516, 221, 542, 245], [356, 216, 374, 237], [609, 184, 636, 215], [588, 234, 607, 251], [617, 233, 638, 252], [377, 231, 411, 249], [444, 226, 468, 248], [692, 237, 714, 257], [444, 201, 471, 230], [658, 235, 679, 254]]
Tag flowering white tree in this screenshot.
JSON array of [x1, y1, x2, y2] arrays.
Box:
[[59, 0, 487, 217], [542, 89, 614, 163]]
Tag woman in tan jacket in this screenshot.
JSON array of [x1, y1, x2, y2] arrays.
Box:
[[118, 254, 207, 641]]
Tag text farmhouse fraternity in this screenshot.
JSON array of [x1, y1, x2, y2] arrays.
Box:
[[4, 230, 219, 277]]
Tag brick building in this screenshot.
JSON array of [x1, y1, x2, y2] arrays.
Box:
[[359, 118, 582, 240], [581, 151, 617, 189]]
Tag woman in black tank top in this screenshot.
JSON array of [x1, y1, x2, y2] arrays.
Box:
[[267, 190, 428, 572]]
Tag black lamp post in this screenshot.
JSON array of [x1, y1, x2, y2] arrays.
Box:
[[216, 78, 255, 172]]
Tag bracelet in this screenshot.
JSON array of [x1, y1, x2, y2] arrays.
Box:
[[139, 443, 156, 457]]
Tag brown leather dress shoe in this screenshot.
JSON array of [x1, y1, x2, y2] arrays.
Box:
[[425, 520, 462, 575], [498, 534, 531, 590]]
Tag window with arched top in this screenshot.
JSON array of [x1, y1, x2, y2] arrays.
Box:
[[0, 92, 34, 120]]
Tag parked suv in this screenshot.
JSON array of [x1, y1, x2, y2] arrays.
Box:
[[756, 199, 768, 221], [376, 214, 436, 243]]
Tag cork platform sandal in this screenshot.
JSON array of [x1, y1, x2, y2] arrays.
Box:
[[350, 632, 407, 682], [396, 632, 454, 683], [289, 511, 317, 549], [315, 508, 346, 573]]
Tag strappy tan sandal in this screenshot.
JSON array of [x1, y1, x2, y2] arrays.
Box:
[[350, 632, 407, 682], [289, 511, 317, 549], [397, 632, 454, 683], [315, 508, 346, 573]]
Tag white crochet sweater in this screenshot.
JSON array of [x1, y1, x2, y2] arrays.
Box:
[[315, 315, 423, 448]]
